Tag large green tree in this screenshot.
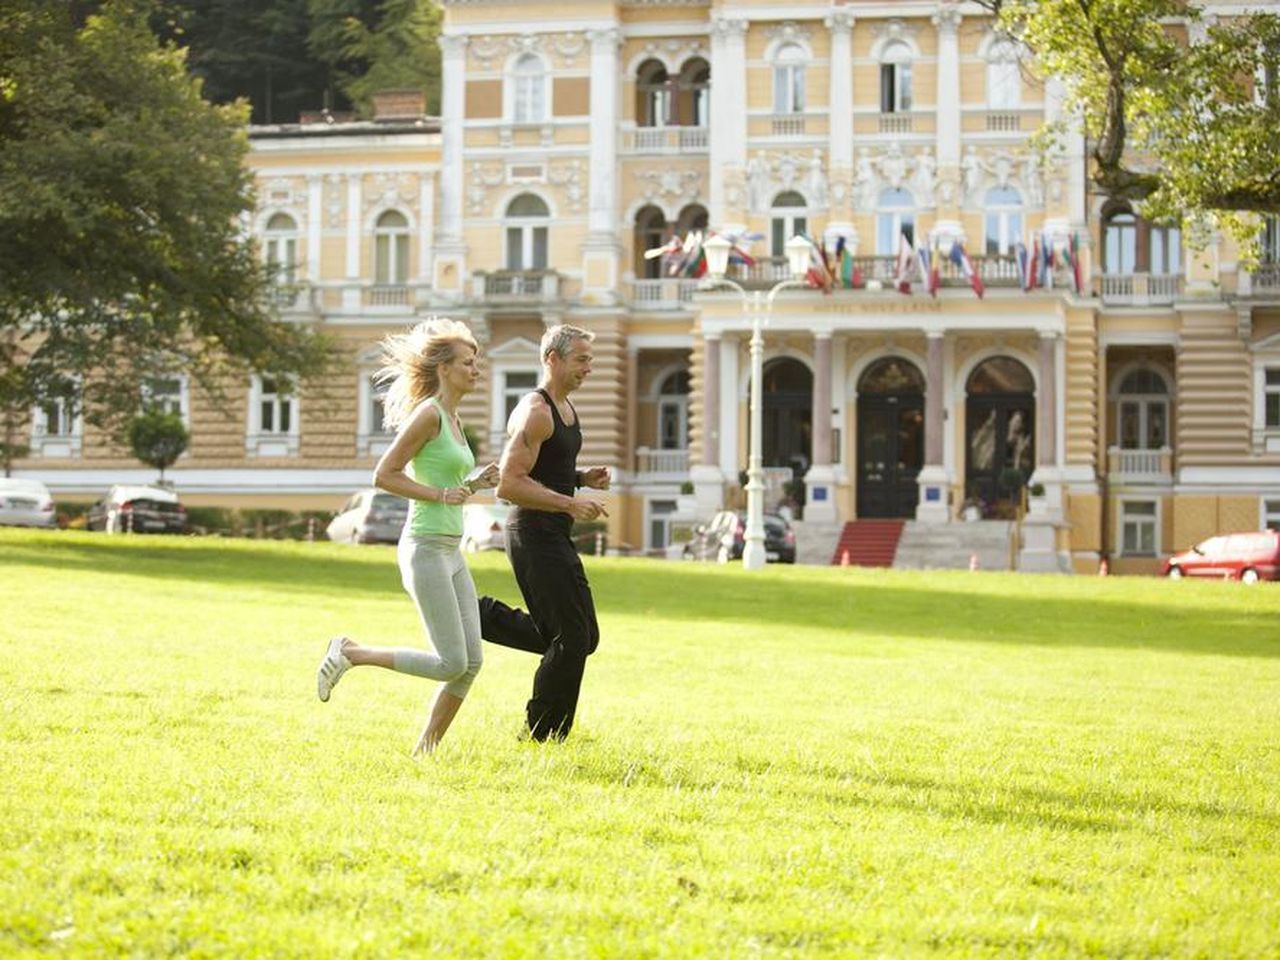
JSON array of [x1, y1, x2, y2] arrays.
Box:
[[0, 0, 334, 455], [983, 0, 1280, 247]]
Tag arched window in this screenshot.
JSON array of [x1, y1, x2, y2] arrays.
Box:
[[511, 54, 547, 124], [264, 212, 298, 287], [505, 193, 549, 270], [679, 59, 711, 127], [986, 41, 1021, 109], [875, 188, 915, 254], [773, 44, 806, 114], [656, 369, 691, 450], [635, 206, 668, 279], [880, 41, 913, 113], [374, 210, 409, 285], [1149, 224, 1182, 276], [636, 60, 670, 128], [1104, 210, 1137, 274], [1116, 367, 1170, 450], [770, 191, 808, 257], [859, 357, 925, 395], [967, 356, 1035, 394], [983, 186, 1023, 255], [675, 204, 708, 237]]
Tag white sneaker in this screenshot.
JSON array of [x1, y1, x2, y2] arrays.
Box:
[[317, 636, 351, 702]]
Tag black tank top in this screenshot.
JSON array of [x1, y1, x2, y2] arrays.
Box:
[[514, 388, 581, 526]]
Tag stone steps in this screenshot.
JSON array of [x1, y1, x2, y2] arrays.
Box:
[[893, 520, 1017, 571]]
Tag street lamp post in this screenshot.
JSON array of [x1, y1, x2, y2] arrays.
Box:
[[701, 234, 812, 570]]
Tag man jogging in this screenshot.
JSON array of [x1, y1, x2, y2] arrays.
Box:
[[480, 325, 610, 741]]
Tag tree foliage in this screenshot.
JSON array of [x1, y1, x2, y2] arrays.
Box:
[[983, 0, 1280, 247], [128, 409, 190, 481], [0, 1, 335, 444]]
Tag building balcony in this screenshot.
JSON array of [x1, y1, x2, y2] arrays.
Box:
[[271, 281, 434, 315], [1239, 262, 1280, 298], [770, 114, 807, 137], [621, 125, 709, 154], [878, 112, 913, 134], [634, 446, 689, 481], [984, 110, 1022, 132], [630, 277, 699, 310], [1107, 446, 1173, 484], [1099, 272, 1182, 306], [472, 270, 562, 304], [728, 254, 1022, 291]]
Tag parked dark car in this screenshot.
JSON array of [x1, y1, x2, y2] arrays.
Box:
[[85, 484, 188, 534], [1162, 530, 1280, 583], [682, 510, 796, 564]]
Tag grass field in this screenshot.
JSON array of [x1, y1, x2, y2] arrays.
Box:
[[2, 528, 1279, 958]]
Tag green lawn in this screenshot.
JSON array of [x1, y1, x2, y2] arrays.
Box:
[[2, 529, 1279, 958]]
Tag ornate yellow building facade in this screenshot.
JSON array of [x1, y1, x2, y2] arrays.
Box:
[[19, 0, 1280, 572]]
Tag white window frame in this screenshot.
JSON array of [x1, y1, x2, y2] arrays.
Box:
[[246, 374, 300, 458], [357, 369, 394, 458], [645, 497, 679, 553], [509, 53, 549, 125], [637, 60, 671, 128], [880, 42, 913, 114], [1104, 212, 1137, 275], [504, 195, 551, 271], [486, 337, 543, 453], [653, 367, 691, 451], [1263, 497, 1280, 532], [1117, 498, 1160, 557], [1149, 225, 1182, 277], [141, 375, 191, 426], [875, 188, 916, 255], [986, 42, 1021, 109], [1253, 349, 1280, 454], [373, 210, 410, 285], [983, 187, 1024, 256], [264, 213, 299, 288], [29, 379, 83, 459], [1112, 366, 1171, 452], [773, 44, 807, 115], [770, 192, 809, 257]]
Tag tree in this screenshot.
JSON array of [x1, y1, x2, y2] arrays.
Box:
[[983, 0, 1280, 248], [320, 0, 442, 116], [128, 409, 190, 483], [0, 1, 335, 448]]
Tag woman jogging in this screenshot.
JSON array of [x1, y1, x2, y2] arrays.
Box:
[[316, 318, 498, 755]]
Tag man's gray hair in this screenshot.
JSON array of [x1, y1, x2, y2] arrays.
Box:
[[541, 324, 595, 362]]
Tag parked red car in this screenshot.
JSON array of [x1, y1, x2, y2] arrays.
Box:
[[1162, 530, 1280, 583]]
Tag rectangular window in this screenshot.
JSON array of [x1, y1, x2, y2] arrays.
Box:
[[260, 377, 292, 435], [40, 398, 74, 437], [143, 377, 186, 421], [504, 370, 539, 423], [1150, 227, 1181, 276], [1265, 499, 1280, 532], [1121, 500, 1158, 556], [648, 499, 678, 552], [1266, 368, 1280, 428], [880, 64, 911, 113], [369, 375, 389, 435]]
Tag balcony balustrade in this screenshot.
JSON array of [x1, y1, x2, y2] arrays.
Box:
[[473, 270, 561, 303], [1099, 272, 1181, 306], [630, 278, 699, 309], [770, 114, 806, 137], [634, 446, 690, 479], [1107, 446, 1173, 483], [622, 125, 709, 154], [727, 254, 1022, 291], [878, 113, 913, 134]]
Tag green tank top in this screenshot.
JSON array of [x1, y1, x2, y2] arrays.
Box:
[[407, 398, 475, 537]]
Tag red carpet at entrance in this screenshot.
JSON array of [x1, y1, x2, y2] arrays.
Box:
[[831, 520, 905, 567]]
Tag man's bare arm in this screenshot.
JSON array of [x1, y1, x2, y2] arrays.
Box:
[[496, 394, 605, 520]]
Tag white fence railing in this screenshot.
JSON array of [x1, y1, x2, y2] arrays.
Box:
[[770, 114, 806, 137], [623, 125, 710, 154], [631, 278, 699, 308], [1108, 446, 1172, 480], [634, 447, 690, 477]]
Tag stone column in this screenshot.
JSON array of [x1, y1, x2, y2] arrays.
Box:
[[416, 171, 435, 308], [709, 15, 748, 233], [1022, 331, 1066, 571], [434, 34, 468, 295], [932, 4, 964, 243], [692, 333, 724, 517], [1037, 332, 1057, 467], [582, 27, 622, 303], [825, 10, 856, 248], [306, 175, 322, 283], [805, 333, 839, 521], [626, 347, 640, 477], [343, 173, 362, 309], [916, 332, 951, 522]]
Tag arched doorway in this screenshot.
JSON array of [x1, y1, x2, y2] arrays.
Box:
[[857, 357, 925, 518], [965, 356, 1035, 516], [762, 357, 812, 482]]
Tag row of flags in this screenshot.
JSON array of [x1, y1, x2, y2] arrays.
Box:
[[647, 230, 1084, 298]]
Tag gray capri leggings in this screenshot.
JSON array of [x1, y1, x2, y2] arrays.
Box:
[[391, 533, 483, 699]]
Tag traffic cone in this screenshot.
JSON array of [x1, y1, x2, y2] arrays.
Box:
[[1098, 557, 1109, 576], [969, 553, 979, 571], [840, 549, 851, 567]]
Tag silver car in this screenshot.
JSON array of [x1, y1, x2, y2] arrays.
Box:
[[462, 501, 511, 553], [0, 478, 56, 528], [326, 489, 408, 544]]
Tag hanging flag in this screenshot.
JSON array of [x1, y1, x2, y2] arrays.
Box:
[[1028, 235, 1040, 290], [894, 232, 915, 295], [1040, 231, 1054, 289], [949, 239, 985, 298], [1015, 241, 1031, 293], [928, 236, 941, 298], [916, 243, 937, 299], [804, 235, 834, 294]]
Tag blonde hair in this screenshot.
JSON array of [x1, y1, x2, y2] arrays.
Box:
[[541, 324, 594, 363], [375, 318, 478, 430]]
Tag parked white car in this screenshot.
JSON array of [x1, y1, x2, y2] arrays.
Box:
[[462, 501, 511, 553], [0, 478, 56, 528], [327, 489, 408, 544]]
